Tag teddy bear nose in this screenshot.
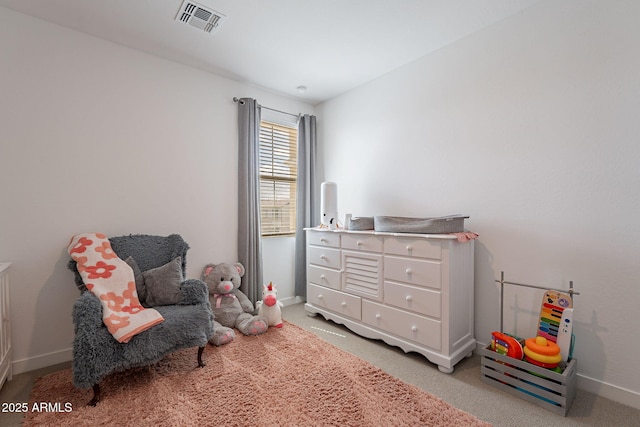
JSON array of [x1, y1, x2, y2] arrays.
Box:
[[223, 283, 232, 292]]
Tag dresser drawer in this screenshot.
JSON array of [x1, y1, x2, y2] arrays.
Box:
[[307, 283, 362, 320], [307, 265, 341, 290], [384, 256, 441, 289], [384, 281, 441, 318], [307, 231, 340, 248], [342, 234, 383, 252], [362, 300, 441, 350], [384, 237, 441, 259], [308, 246, 341, 270]]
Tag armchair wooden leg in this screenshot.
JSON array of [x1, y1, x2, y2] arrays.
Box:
[[88, 384, 101, 406], [197, 346, 206, 367]]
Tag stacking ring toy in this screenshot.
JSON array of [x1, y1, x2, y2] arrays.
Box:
[[525, 336, 560, 356], [525, 355, 561, 369], [523, 336, 562, 367]]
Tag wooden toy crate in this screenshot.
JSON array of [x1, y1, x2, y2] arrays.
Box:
[[480, 344, 577, 416], [483, 272, 579, 416]]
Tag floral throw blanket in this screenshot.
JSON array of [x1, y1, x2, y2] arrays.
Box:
[[68, 233, 164, 343]]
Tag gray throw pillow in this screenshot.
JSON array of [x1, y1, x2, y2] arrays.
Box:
[[142, 257, 183, 306], [124, 256, 146, 304]]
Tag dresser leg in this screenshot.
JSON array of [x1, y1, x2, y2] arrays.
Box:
[[438, 365, 454, 374]]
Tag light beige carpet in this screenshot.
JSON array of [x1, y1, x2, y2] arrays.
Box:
[[25, 322, 491, 426]]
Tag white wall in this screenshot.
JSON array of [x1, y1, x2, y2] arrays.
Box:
[[263, 237, 298, 305], [0, 7, 312, 373], [316, 0, 640, 408]]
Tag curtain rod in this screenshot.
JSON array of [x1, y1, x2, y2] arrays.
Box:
[[233, 97, 300, 119]]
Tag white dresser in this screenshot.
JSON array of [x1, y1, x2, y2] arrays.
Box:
[[0, 263, 12, 389], [305, 229, 475, 373]]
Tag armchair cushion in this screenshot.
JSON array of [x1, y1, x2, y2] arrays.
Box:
[[143, 256, 183, 306]]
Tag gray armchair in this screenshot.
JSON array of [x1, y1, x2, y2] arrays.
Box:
[[68, 234, 214, 405]]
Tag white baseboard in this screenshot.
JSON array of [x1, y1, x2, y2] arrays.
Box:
[[12, 347, 73, 375], [475, 342, 640, 410], [281, 295, 304, 306], [577, 373, 640, 410]]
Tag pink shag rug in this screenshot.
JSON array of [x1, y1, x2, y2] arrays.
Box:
[[25, 322, 490, 426]]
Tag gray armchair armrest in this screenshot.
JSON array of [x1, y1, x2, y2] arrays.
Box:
[[71, 293, 112, 389], [179, 279, 210, 306], [73, 292, 105, 332]]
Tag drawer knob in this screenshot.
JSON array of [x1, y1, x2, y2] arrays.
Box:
[[341, 301, 347, 307], [357, 240, 363, 246], [406, 245, 412, 251], [375, 313, 382, 320], [320, 255, 327, 261], [411, 325, 418, 332], [405, 295, 413, 302], [320, 238, 327, 243], [405, 268, 412, 275], [318, 294, 324, 299], [320, 274, 326, 280]]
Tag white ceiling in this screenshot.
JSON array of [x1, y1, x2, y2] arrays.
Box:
[[0, 0, 541, 104]]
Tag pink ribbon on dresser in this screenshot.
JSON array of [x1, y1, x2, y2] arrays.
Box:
[[451, 232, 479, 242]]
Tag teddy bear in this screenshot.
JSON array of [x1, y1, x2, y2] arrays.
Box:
[[202, 262, 268, 346]]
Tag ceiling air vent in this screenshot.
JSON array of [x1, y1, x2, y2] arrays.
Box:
[[176, 0, 226, 34]]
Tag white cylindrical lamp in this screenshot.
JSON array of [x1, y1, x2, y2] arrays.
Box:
[[320, 182, 338, 227]]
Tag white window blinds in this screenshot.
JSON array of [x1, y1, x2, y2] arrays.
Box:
[[259, 121, 298, 236]]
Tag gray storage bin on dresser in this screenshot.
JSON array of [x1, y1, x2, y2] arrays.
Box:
[[374, 215, 468, 233], [347, 216, 374, 230]]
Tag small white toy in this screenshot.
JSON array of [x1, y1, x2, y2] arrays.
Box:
[[256, 282, 284, 328]]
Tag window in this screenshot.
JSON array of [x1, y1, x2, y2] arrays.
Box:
[[259, 120, 298, 236]]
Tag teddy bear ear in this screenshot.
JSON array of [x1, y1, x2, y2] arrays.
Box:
[[234, 262, 245, 277], [203, 263, 216, 277]]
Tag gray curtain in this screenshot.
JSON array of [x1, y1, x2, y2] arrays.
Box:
[[237, 98, 263, 304], [294, 114, 318, 299]]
